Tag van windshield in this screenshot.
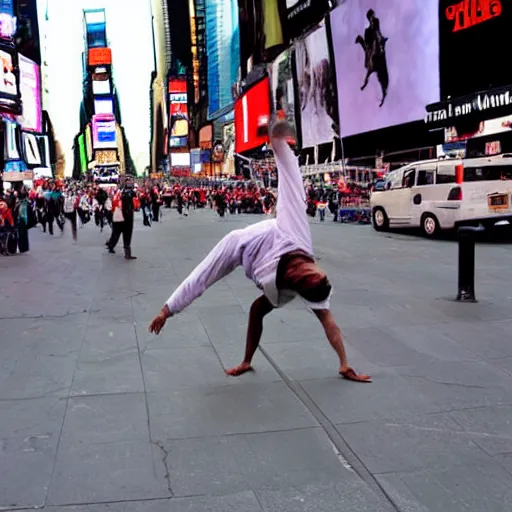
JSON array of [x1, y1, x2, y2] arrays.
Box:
[[464, 165, 512, 181]]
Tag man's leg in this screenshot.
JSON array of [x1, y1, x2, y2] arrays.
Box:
[[71, 211, 78, 241], [47, 212, 54, 235], [107, 222, 123, 251], [313, 309, 371, 382], [122, 218, 136, 260], [226, 296, 274, 376]]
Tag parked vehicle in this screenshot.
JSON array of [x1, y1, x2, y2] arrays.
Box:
[[370, 155, 512, 237]]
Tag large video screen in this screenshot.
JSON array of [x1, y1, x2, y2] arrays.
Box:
[[295, 23, 338, 148], [439, 0, 511, 100], [234, 77, 271, 154], [271, 50, 296, 134], [19, 54, 42, 133], [331, 0, 440, 137], [169, 78, 189, 148]]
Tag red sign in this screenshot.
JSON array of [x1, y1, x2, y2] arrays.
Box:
[[235, 78, 271, 154], [169, 79, 187, 93], [446, 0, 502, 32], [171, 102, 188, 116], [88, 47, 112, 66], [171, 168, 191, 177]]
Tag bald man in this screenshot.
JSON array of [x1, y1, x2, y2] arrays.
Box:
[[149, 121, 371, 383]]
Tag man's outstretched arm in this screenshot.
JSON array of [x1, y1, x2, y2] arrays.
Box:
[[270, 121, 312, 253], [149, 230, 244, 334], [226, 295, 274, 376]]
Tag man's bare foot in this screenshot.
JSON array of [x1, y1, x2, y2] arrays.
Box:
[[226, 362, 253, 376], [340, 367, 372, 383]]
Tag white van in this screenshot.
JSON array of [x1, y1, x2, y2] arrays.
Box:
[[370, 155, 512, 236]]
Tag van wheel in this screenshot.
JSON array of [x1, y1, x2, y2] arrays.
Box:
[[422, 213, 439, 237], [373, 208, 389, 231]]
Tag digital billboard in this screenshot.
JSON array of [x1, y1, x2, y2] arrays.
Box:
[[84, 9, 107, 49], [331, 0, 440, 137], [169, 78, 189, 149], [92, 115, 117, 149], [92, 79, 111, 95], [0, 0, 16, 40], [171, 152, 191, 167], [270, 49, 296, 142], [295, 23, 338, 147], [22, 132, 41, 166], [0, 49, 17, 96], [94, 98, 114, 115], [88, 47, 112, 66], [439, 0, 510, 100], [19, 54, 42, 132], [234, 77, 271, 153]]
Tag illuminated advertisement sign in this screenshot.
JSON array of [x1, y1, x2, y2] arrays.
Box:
[[88, 47, 112, 66], [331, 2, 439, 137], [440, 0, 511, 100], [169, 78, 189, 149], [0, 0, 16, 40], [0, 49, 17, 96], [92, 79, 110, 95], [92, 114, 117, 149], [84, 9, 107, 48], [94, 98, 114, 115], [234, 77, 271, 153], [95, 149, 117, 164], [22, 132, 42, 166], [19, 54, 42, 132], [171, 152, 190, 167], [199, 124, 213, 149]]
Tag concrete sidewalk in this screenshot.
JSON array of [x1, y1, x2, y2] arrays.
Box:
[[1, 210, 512, 511]]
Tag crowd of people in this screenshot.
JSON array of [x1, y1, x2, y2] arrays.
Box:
[[0, 178, 281, 256], [0, 173, 374, 257]]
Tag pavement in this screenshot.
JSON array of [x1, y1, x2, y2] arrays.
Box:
[[1, 209, 512, 512]]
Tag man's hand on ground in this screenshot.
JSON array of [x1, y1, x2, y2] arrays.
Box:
[[340, 367, 372, 383], [149, 305, 172, 335], [225, 362, 253, 377]]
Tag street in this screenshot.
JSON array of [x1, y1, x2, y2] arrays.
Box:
[[1, 210, 512, 512]]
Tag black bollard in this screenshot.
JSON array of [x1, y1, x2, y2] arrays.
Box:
[[456, 225, 484, 302]]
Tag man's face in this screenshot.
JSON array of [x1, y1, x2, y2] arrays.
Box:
[[282, 256, 330, 303]]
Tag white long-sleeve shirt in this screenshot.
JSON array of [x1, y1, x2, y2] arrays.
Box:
[[166, 136, 330, 314]]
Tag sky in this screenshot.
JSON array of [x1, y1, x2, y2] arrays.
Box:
[[37, 0, 155, 175]]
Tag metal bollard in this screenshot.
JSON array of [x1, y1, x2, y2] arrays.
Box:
[[456, 225, 485, 302]]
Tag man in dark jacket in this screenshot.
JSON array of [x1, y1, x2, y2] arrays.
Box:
[[121, 178, 136, 260]]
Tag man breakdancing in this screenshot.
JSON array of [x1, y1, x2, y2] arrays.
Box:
[[149, 121, 371, 383]]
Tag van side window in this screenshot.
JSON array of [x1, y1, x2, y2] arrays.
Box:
[[436, 170, 456, 184], [402, 169, 416, 188], [417, 169, 435, 186], [464, 165, 512, 181]]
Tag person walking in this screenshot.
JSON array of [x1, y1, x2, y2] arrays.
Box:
[[15, 187, 31, 253], [106, 179, 137, 260], [149, 121, 370, 382], [63, 188, 78, 241]]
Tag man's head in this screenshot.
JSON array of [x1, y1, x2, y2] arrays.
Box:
[[279, 254, 331, 304], [367, 9, 375, 21]]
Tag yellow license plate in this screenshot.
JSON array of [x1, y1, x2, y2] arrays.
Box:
[[488, 194, 509, 212]]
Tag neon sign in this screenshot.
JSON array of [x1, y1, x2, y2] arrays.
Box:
[[0, 13, 16, 40], [446, 0, 502, 32]]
